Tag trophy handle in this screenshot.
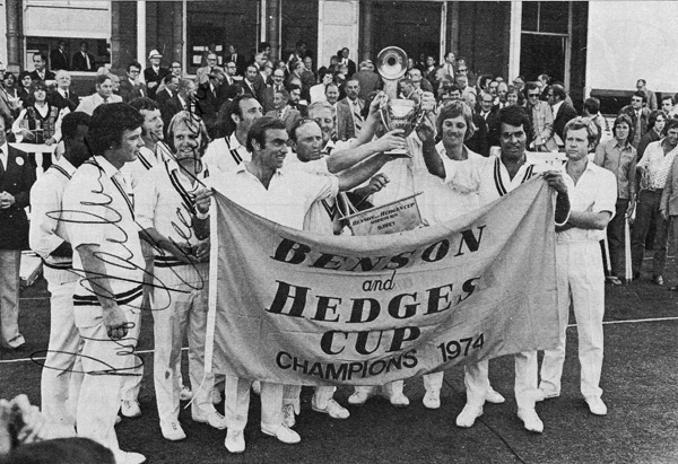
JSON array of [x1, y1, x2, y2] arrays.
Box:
[[379, 99, 392, 132]]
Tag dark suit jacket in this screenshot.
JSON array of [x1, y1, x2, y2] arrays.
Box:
[[261, 86, 285, 114], [118, 79, 148, 103], [48, 89, 80, 112], [466, 112, 490, 157], [71, 52, 96, 72], [225, 54, 247, 76], [156, 88, 183, 129], [619, 105, 651, 149], [50, 49, 70, 71], [342, 59, 357, 77], [196, 82, 221, 138], [29, 70, 56, 82], [336, 97, 364, 141], [144, 67, 170, 99], [238, 78, 264, 102], [553, 102, 578, 141], [0, 146, 35, 250]]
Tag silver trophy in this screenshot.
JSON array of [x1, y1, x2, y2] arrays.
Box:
[[376, 46, 426, 157]]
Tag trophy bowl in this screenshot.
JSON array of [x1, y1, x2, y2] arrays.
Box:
[[379, 97, 424, 157]]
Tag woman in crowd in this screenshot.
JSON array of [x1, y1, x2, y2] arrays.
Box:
[[592, 113, 636, 285], [2, 72, 22, 117], [11, 81, 65, 146], [637, 110, 666, 160]]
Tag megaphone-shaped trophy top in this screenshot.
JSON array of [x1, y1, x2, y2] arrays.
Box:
[[377, 46, 408, 82]]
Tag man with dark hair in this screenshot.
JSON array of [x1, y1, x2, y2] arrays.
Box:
[[155, 74, 183, 129], [29, 111, 90, 435], [423, 104, 571, 433], [631, 118, 678, 284], [71, 41, 95, 72], [547, 83, 577, 146], [61, 103, 146, 464], [203, 95, 262, 175], [29, 53, 55, 82], [339, 47, 356, 77], [0, 117, 35, 350], [661, 95, 674, 116], [619, 90, 651, 148], [636, 78, 657, 111], [50, 40, 70, 71], [118, 62, 147, 103], [239, 65, 264, 102], [75, 74, 122, 115]]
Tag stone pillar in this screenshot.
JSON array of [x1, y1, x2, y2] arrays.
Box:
[[5, 0, 22, 71], [360, 0, 373, 61], [266, 0, 280, 60], [111, 1, 137, 73], [172, 2, 183, 63], [448, 1, 459, 56]]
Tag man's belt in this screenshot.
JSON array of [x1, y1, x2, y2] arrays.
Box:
[[73, 284, 143, 307]]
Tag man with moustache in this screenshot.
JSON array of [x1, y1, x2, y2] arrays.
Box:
[[29, 112, 91, 437], [423, 105, 571, 433]]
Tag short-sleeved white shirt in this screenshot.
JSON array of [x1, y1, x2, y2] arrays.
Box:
[[203, 133, 251, 175], [121, 145, 169, 190], [62, 156, 145, 324], [209, 162, 339, 230], [557, 161, 617, 243]]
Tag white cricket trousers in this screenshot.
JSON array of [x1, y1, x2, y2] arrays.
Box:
[[224, 376, 283, 432], [540, 240, 605, 399], [283, 385, 336, 413], [151, 263, 213, 422], [40, 266, 82, 435], [463, 352, 538, 409], [74, 297, 141, 453]]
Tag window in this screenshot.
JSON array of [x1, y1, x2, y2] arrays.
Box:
[[522, 2, 569, 35], [26, 37, 109, 73]]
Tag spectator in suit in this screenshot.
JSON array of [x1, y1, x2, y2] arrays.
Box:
[[225, 44, 246, 76], [265, 87, 302, 132], [262, 68, 287, 113], [196, 71, 224, 138], [619, 91, 652, 149], [353, 60, 381, 101], [637, 79, 658, 111], [548, 83, 578, 146], [195, 52, 219, 86], [49, 41, 69, 71], [0, 117, 35, 349], [336, 79, 364, 141], [48, 70, 79, 112], [525, 81, 557, 152], [29, 54, 55, 83], [339, 47, 357, 77], [239, 65, 264, 102], [71, 41, 96, 72], [660, 95, 675, 117], [144, 49, 169, 100], [169, 60, 183, 79], [218, 62, 239, 101], [309, 69, 334, 104], [118, 62, 147, 103], [155, 74, 183, 130], [75, 74, 122, 115]]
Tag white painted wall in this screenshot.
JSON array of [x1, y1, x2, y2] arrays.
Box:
[[0, 1, 7, 66], [23, 0, 111, 39], [587, 1, 678, 93], [317, 0, 359, 68]]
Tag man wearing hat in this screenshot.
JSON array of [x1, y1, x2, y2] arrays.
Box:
[[144, 49, 169, 100]]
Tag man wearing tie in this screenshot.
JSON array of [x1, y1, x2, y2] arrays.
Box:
[[0, 117, 35, 350], [118, 62, 147, 103], [29, 54, 56, 83], [619, 91, 651, 149], [239, 65, 264, 103], [71, 41, 96, 72], [144, 49, 170, 100], [339, 47, 357, 77], [75, 74, 123, 115], [261, 69, 286, 113], [49, 70, 79, 112], [155, 74, 183, 130], [336, 79, 364, 141], [50, 41, 69, 71]]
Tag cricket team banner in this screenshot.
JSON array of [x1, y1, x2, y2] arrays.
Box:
[[205, 178, 561, 386]]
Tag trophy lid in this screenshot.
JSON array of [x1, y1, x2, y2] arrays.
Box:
[[376, 46, 408, 81]]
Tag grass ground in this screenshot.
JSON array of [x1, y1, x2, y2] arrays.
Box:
[[1, 261, 678, 464]]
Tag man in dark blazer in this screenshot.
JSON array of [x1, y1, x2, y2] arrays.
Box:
[[29, 53, 55, 82], [48, 70, 80, 112], [49, 41, 70, 71], [118, 62, 147, 103], [71, 41, 96, 72], [238, 65, 265, 103], [144, 49, 170, 100], [548, 83, 578, 145], [196, 72, 224, 138], [225, 45, 247, 77], [339, 47, 357, 78], [619, 91, 652, 149], [0, 117, 35, 349], [155, 74, 183, 130]]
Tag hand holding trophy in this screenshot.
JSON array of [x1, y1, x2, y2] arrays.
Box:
[[376, 46, 428, 157]]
